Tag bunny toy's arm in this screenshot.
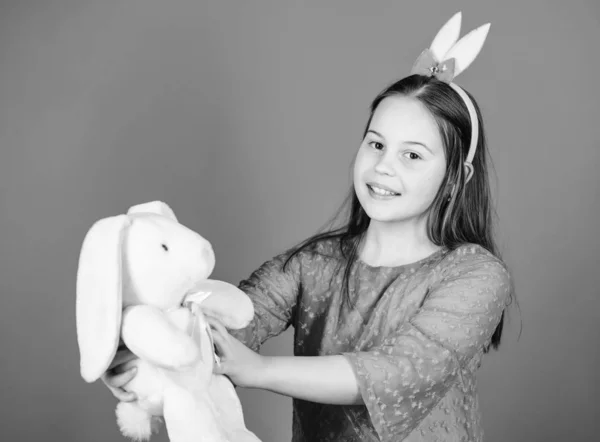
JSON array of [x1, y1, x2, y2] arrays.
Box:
[[121, 305, 200, 369]]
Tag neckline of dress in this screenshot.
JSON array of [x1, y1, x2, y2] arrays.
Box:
[[356, 246, 448, 272]]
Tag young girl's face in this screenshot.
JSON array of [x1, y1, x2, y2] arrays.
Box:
[[353, 95, 447, 226]]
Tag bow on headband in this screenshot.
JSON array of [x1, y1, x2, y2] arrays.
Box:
[[409, 12, 491, 169]]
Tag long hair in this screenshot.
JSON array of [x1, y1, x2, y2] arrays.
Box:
[[284, 74, 510, 351]]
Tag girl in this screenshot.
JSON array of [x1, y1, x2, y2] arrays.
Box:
[[104, 14, 512, 442]]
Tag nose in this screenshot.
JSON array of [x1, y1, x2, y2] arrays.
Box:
[[202, 241, 215, 274], [195, 237, 215, 279], [373, 150, 396, 176]]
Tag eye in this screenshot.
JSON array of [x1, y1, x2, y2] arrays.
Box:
[[161, 244, 169, 251], [368, 141, 384, 151], [405, 152, 422, 160]]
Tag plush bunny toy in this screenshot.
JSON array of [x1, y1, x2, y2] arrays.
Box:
[[76, 201, 261, 442]]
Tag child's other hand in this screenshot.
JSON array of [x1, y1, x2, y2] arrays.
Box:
[[100, 346, 138, 402], [207, 316, 266, 389]]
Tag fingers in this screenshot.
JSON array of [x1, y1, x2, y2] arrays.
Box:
[[102, 365, 138, 402], [209, 334, 231, 376], [102, 367, 137, 389], [210, 328, 228, 356], [99, 345, 140, 402], [108, 347, 137, 371], [206, 315, 229, 337], [110, 386, 137, 402], [213, 362, 227, 375], [101, 368, 138, 402]]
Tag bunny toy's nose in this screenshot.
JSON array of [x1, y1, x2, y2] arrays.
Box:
[[198, 239, 215, 277], [202, 238, 214, 260], [203, 244, 214, 265]]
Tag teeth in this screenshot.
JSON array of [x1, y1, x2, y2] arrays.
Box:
[[370, 185, 397, 196]]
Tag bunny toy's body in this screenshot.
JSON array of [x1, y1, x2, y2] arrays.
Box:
[[76, 201, 261, 442], [116, 302, 257, 442]]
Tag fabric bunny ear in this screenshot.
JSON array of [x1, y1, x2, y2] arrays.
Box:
[[429, 11, 462, 62], [76, 215, 130, 383], [184, 280, 254, 329], [408, 12, 489, 173], [442, 22, 490, 77], [127, 201, 178, 222]]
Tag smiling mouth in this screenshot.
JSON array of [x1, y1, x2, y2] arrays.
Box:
[[367, 183, 401, 197]]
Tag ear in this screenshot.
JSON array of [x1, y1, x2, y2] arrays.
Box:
[[184, 280, 254, 329], [430, 11, 462, 61], [76, 215, 130, 383], [443, 22, 490, 77], [127, 201, 178, 222]]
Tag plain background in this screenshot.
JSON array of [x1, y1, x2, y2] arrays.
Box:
[[1, 0, 598, 441]]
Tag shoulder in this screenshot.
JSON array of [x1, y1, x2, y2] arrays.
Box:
[[424, 244, 513, 310], [437, 243, 512, 286], [284, 236, 342, 262], [311, 236, 342, 257], [273, 236, 343, 275]]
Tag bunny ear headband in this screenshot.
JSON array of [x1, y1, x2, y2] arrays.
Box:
[[409, 12, 490, 175]]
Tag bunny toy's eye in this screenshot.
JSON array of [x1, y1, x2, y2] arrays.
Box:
[[161, 244, 169, 251]]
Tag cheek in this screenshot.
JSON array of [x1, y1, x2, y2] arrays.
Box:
[[352, 150, 366, 181], [352, 168, 364, 197], [412, 165, 446, 200]]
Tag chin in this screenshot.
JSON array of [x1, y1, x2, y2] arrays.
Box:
[[367, 213, 407, 224], [360, 199, 423, 225], [361, 205, 403, 224]]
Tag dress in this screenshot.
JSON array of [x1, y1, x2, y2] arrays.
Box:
[[229, 239, 511, 441]]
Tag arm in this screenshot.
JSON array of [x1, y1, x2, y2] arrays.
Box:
[[342, 251, 511, 440], [227, 252, 301, 351], [240, 250, 510, 439], [256, 355, 362, 405]]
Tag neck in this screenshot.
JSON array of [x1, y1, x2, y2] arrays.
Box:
[[359, 217, 442, 267]]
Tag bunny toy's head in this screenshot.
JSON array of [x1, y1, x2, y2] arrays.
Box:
[[120, 201, 215, 310], [76, 201, 246, 384]]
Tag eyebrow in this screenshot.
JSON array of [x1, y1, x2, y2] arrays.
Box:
[[367, 130, 433, 154]]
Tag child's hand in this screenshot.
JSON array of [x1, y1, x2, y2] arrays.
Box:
[[100, 346, 138, 402], [207, 316, 266, 389]]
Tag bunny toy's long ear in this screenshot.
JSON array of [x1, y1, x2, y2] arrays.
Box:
[[127, 200, 178, 222], [76, 215, 130, 383], [184, 280, 254, 329]]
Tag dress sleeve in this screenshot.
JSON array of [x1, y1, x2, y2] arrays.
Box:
[[228, 252, 301, 352], [342, 250, 511, 441]]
